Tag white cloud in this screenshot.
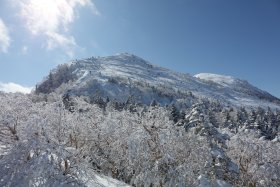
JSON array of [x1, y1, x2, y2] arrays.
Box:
[[46, 32, 77, 58], [0, 82, 33, 94], [16, 0, 99, 57], [0, 18, 11, 53]]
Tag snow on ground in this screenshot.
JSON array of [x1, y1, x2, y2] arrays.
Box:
[[229, 97, 280, 109], [0, 145, 7, 155], [194, 73, 237, 87], [77, 70, 89, 82], [84, 172, 131, 187]]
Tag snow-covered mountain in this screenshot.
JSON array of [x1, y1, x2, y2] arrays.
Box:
[[2, 54, 280, 187], [36, 53, 280, 108]]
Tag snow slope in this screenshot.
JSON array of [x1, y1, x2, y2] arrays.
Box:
[[38, 53, 280, 109], [194, 73, 279, 108], [194, 73, 237, 87]]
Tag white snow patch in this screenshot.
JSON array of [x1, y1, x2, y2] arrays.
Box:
[[79, 169, 131, 187], [77, 70, 89, 84], [92, 174, 130, 187], [0, 145, 7, 155], [194, 73, 237, 87]]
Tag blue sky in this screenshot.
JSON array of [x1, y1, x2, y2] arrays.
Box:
[[0, 0, 280, 96]]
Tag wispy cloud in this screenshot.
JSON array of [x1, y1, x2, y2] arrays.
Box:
[[46, 32, 77, 58], [0, 18, 11, 53], [16, 0, 99, 57], [0, 82, 33, 94], [21, 45, 28, 54]]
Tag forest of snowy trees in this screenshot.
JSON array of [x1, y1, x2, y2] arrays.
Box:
[[0, 90, 279, 187]]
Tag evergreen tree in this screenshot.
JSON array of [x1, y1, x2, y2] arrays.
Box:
[[170, 104, 180, 123]]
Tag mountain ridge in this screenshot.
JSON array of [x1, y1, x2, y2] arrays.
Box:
[[36, 53, 280, 109]]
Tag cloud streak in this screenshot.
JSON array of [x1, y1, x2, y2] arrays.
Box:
[[0, 82, 33, 94], [17, 0, 99, 57], [46, 32, 77, 57], [0, 18, 11, 53]]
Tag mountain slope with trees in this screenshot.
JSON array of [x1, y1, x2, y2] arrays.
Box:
[[36, 53, 280, 109]]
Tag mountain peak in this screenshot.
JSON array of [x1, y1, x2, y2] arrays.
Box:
[[80, 53, 153, 68], [36, 54, 280, 109], [115, 52, 137, 57]]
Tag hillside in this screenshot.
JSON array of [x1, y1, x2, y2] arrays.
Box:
[[36, 53, 280, 109]]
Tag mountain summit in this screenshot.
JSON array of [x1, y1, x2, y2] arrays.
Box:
[[36, 53, 280, 108]]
